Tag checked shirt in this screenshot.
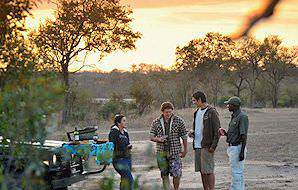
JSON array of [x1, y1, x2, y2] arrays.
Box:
[[150, 114, 187, 156]]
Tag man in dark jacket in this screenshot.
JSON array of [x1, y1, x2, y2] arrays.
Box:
[[189, 91, 220, 190]]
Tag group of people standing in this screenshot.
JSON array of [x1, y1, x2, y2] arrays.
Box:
[[108, 91, 249, 190]]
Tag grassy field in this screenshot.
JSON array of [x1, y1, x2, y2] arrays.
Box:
[[50, 107, 298, 190]]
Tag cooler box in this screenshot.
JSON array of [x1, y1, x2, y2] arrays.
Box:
[[62, 142, 114, 165]]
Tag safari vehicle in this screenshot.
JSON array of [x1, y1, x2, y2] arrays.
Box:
[[0, 127, 113, 190]]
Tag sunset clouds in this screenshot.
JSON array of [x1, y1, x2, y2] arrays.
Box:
[[28, 0, 298, 71]]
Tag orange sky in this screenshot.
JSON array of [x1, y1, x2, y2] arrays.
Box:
[[27, 0, 298, 72]]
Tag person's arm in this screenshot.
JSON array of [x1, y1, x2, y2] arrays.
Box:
[[180, 138, 188, 158], [151, 136, 165, 143], [239, 115, 249, 161], [109, 129, 118, 148], [209, 109, 220, 153], [179, 119, 188, 158], [239, 134, 247, 161], [126, 132, 132, 150], [149, 121, 164, 143]]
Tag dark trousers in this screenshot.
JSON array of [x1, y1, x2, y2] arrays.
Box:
[[113, 158, 134, 190]]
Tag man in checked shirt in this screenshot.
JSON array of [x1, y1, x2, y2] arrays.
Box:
[[150, 102, 188, 190]]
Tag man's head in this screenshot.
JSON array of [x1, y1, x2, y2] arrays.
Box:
[[192, 91, 207, 108], [160, 102, 174, 120], [224, 96, 241, 112]]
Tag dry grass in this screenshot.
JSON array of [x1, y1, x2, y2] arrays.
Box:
[[66, 108, 298, 190]]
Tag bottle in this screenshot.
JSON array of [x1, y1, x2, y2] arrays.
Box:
[[74, 127, 80, 141], [93, 134, 98, 141]]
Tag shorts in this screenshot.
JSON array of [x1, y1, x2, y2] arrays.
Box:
[[195, 148, 215, 174], [156, 152, 182, 178]]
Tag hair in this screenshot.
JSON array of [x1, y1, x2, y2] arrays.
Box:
[[160, 102, 174, 112], [114, 114, 125, 127], [192, 91, 207, 103]]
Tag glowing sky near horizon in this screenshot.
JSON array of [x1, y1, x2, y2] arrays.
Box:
[[26, 0, 298, 72]]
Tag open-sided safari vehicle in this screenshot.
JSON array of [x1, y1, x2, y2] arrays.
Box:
[[0, 127, 114, 190]]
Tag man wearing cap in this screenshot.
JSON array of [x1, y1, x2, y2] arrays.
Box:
[[219, 96, 249, 190]]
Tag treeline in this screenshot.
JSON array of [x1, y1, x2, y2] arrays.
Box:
[[175, 33, 297, 108], [71, 33, 297, 121]]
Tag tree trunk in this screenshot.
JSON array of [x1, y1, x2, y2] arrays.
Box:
[[236, 78, 244, 98], [271, 84, 279, 108], [249, 88, 256, 108], [236, 86, 241, 98], [62, 68, 70, 124]]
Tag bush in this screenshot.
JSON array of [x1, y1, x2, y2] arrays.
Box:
[[68, 88, 93, 122], [278, 94, 291, 107], [98, 98, 135, 120], [0, 73, 64, 189], [278, 86, 298, 107], [217, 96, 230, 107]]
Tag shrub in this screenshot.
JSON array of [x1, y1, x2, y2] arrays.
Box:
[[0, 73, 64, 189]]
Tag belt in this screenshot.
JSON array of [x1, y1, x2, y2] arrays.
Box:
[[228, 142, 241, 146]]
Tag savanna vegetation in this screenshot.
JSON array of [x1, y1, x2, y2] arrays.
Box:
[[0, 0, 297, 189]]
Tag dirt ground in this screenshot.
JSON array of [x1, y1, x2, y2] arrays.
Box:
[[66, 108, 298, 190]]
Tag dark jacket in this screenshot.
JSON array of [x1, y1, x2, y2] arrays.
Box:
[[108, 126, 131, 160], [192, 106, 220, 150]]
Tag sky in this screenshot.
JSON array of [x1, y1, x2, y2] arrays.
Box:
[[26, 0, 298, 72]]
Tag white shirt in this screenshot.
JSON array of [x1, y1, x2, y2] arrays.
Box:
[[194, 108, 207, 148]]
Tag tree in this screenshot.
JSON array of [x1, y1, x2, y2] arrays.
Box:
[[261, 36, 297, 107], [0, 0, 37, 88], [223, 48, 248, 98], [0, 0, 35, 45], [130, 75, 154, 115], [175, 32, 234, 105], [0, 74, 64, 189], [131, 63, 177, 105], [173, 70, 196, 108], [0, 1, 65, 189], [237, 37, 264, 107], [32, 0, 141, 123]]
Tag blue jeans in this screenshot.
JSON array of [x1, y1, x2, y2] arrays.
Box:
[[113, 158, 134, 190], [227, 145, 247, 190]]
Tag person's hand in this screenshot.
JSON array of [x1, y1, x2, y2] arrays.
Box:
[[156, 137, 165, 143], [127, 144, 133, 150], [239, 152, 245, 161], [180, 150, 187, 158], [208, 148, 215, 154], [188, 131, 194, 138], [218, 128, 227, 136]]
